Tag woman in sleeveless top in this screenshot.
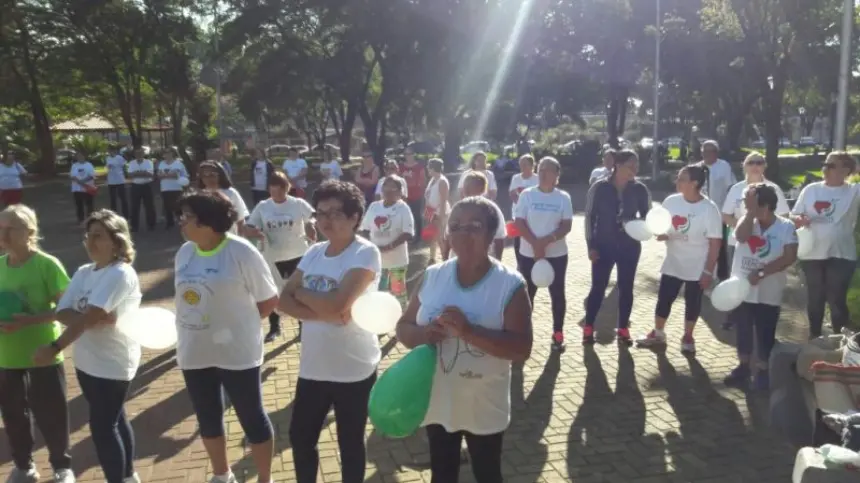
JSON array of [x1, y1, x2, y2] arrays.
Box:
[[354, 152, 379, 206], [423, 158, 450, 262], [396, 196, 533, 483]]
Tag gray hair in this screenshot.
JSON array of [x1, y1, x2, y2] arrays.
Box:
[[451, 196, 500, 241], [0, 204, 41, 249], [702, 140, 719, 151], [462, 170, 488, 194], [381, 175, 405, 193], [743, 151, 765, 164], [86, 209, 136, 264], [538, 156, 561, 173]]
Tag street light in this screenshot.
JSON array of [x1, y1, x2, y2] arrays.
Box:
[[652, 0, 661, 181], [834, 0, 853, 150]]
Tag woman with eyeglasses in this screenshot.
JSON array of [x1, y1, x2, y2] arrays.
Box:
[[583, 150, 651, 346], [396, 196, 532, 483], [33, 210, 142, 483], [278, 181, 382, 483], [791, 151, 860, 338], [198, 161, 249, 235]]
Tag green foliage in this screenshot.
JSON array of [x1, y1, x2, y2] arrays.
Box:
[[68, 135, 109, 162]]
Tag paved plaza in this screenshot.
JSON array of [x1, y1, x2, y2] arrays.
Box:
[[0, 179, 812, 482]]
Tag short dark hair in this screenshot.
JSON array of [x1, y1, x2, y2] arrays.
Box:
[[268, 170, 291, 190], [381, 175, 404, 193], [196, 160, 232, 190], [311, 180, 366, 231], [749, 183, 778, 212], [427, 158, 444, 173], [177, 190, 238, 234], [683, 163, 710, 191], [451, 196, 500, 241]]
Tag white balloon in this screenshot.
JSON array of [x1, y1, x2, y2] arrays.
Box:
[[645, 206, 672, 235], [116, 306, 178, 350], [531, 259, 555, 288], [710, 276, 751, 312], [623, 220, 652, 241], [796, 228, 815, 259], [351, 292, 403, 334]]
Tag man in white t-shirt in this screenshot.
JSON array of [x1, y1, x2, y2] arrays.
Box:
[[70, 152, 97, 223], [282, 147, 308, 195], [105, 146, 129, 218], [589, 149, 615, 185], [127, 148, 157, 231], [701, 140, 737, 279]]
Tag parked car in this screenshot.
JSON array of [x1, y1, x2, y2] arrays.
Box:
[[798, 136, 818, 148], [460, 141, 490, 154], [267, 144, 292, 156], [639, 137, 654, 150], [752, 138, 765, 148], [406, 140, 440, 154], [55, 148, 77, 165], [120, 145, 151, 157], [664, 137, 682, 147]]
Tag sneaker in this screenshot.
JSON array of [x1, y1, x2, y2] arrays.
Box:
[[209, 474, 237, 483], [616, 328, 632, 346], [723, 364, 751, 387], [264, 329, 281, 343], [754, 370, 770, 392], [680, 335, 696, 355], [582, 326, 595, 345], [123, 473, 141, 483], [6, 467, 39, 483], [53, 469, 75, 483], [635, 329, 666, 347], [552, 331, 565, 351]]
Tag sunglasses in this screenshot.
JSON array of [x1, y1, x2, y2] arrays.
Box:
[[745, 160, 766, 166], [823, 162, 840, 170]]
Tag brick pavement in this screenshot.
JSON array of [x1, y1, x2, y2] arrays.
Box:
[[0, 180, 808, 482]]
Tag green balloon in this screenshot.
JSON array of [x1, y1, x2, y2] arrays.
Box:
[[368, 344, 437, 438], [0, 291, 23, 322]]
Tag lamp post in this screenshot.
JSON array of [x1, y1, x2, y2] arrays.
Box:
[[834, 0, 853, 150], [652, 0, 661, 180], [213, 0, 223, 154]]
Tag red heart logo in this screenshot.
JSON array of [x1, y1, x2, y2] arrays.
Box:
[[374, 216, 388, 228], [672, 215, 688, 230], [813, 201, 831, 213], [748, 235, 766, 253]]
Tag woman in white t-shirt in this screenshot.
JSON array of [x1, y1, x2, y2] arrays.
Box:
[[636, 164, 722, 354], [508, 154, 538, 262], [197, 161, 249, 235], [724, 184, 797, 391], [374, 159, 408, 200], [157, 149, 189, 229], [457, 151, 497, 200], [104, 146, 129, 218], [33, 210, 142, 483], [396, 196, 532, 483], [319, 149, 343, 181], [790, 151, 860, 337], [70, 152, 97, 223], [282, 147, 308, 197], [0, 152, 28, 207], [278, 181, 382, 483], [246, 171, 316, 342], [174, 190, 279, 483], [461, 171, 506, 260], [588, 148, 615, 185], [424, 158, 450, 262], [513, 157, 574, 351], [361, 176, 415, 307]]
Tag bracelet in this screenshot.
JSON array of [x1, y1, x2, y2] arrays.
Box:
[[702, 270, 713, 276]]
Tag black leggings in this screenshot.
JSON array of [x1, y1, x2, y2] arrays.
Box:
[[655, 274, 703, 322], [517, 254, 568, 332], [289, 373, 375, 483], [268, 257, 302, 332], [73, 192, 94, 222], [76, 370, 134, 483], [108, 184, 129, 218], [182, 366, 272, 444], [426, 425, 504, 483], [161, 190, 181, 227]]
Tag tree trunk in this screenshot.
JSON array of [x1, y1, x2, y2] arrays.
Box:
[[339, 102, 356, 163], [442, 124, 463, 173]]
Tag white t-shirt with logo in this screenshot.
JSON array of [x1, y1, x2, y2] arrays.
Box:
[[457, 169, 498, 198], [417, 258, 525, 434], [589, 166, 610, 185], [730, 217, 797, 306], [660, 193, 723, 281], [157, 160, 189, 192], [105, 155, 127, 185], [282, 158, 309, 189], [252, 160, 269, 191], [320, 161, 343, 180], [513, 187, 574, 258], [791, 182, 860, 261], [0, 163, 26, 190], [57, 262, 142, 381], [70, 162, 96, 193], [721, 180, 790, 247], [375, 175, 409, 198], [360, 200, 415, 268], [297, 238, 382, 382], [174, 235, 278, 371], [127, 159, 155, 185], [247, 197, 315, 262], [702, 159, 736, 211], [220, 187, 249, 234], [509, 173, 539, 218]]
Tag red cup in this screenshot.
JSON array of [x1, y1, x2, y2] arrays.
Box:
[[421, 224, 439, 241], [505, 221, 521, 238]]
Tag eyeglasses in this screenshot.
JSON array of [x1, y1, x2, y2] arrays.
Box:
[[315, 209, 346, 220]]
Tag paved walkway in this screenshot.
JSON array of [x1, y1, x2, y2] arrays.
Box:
[[0, 181, 809, 482]]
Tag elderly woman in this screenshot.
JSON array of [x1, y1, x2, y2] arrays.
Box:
[[174, 190, 279, 483], [249, 148, 275, 207], [354, 152, 380, 206], [34, 210, 142, 483], [282, 147, 308, 197], [509, 155, 538, 263], [245, 171, 316, 342], [589, 148, 615, 185], [0, 204, 74, 483], [514, 157, 573, 350], [0, 152, 28, 207], [278, 181, 382, 483], [197, 161, 249, 235], [424, 158, 450, 262], [724, 184, 797, 391], [70, 151, 97, 223], [460, 172, 506, 260], [791, 151, 860, 338], [458, 151, 497, 200], [374, 159, 408, 200], [396, 196, 532, 483]]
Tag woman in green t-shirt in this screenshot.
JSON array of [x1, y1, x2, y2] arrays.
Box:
[[0, 204, 75, 483]]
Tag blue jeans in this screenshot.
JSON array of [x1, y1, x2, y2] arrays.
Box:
[[731, 302, 780, 364], [76, 370, 134, 483], [585, 243, 641, 329]]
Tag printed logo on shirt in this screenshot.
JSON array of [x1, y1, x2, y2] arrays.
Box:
[[303, 274, 339, 293], [813, 200, 836, 217], [373, 215, 391, 231], [530, 202, 561, 213], [747, 235, 771, 258], [182, 289, 201, 306], [75, 295, 89, 312], [672, 215, 691, 234], [265, 217, 295, 231]]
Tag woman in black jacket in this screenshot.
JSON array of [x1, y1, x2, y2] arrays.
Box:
[[249, 148, 275, 207], [582, 149, 652, 345]]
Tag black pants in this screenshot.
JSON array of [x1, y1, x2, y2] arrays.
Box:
[[655, 274, 703, 322], [268, 257, 302, 332], [426, 424, 504, 483], [407, 198, 423, 241], [717, 224, 729, 280], [0, 364, 72, 471], [73, 192, 94, 222], [129, 183, 156, 231], [161, 190, 181, 227], [76, 370, 134, 483], [731, 302, 780, 364], [585, 242, 641, 329], [290, 373, 376, 483], [802, 258, 856, 337], [252, 190, 268, 207], [517, 254, 568, 332], [108, 184, 129, 218]]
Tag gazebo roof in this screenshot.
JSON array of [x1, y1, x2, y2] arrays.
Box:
[[52, 114, 116, 132]]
